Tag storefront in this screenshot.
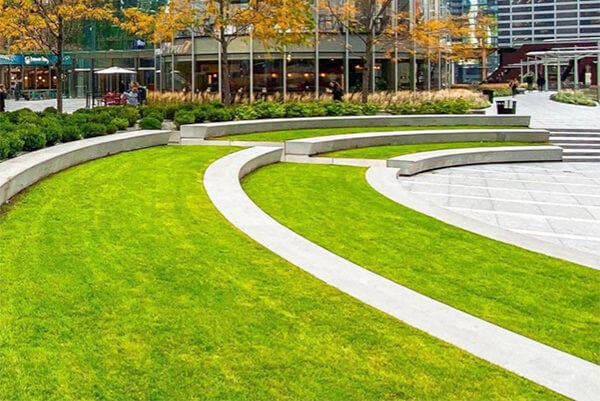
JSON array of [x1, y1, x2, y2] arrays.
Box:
[[155, 32, 426, 97], [67, 49, 156, 98], [0, 54, 72, 99]]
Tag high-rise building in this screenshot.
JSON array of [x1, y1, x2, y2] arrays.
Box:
[[497, 0, 600, 48]]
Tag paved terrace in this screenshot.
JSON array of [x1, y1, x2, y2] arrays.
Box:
[[397, 162, 600, 257], [487, 91, 600, 130]]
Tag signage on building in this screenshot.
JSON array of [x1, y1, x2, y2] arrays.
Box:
[[0, 54, 71, 66], [160, 41, 191, 55]]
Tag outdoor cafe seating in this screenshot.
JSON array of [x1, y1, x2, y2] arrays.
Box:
[[100, 92, 127, 106]]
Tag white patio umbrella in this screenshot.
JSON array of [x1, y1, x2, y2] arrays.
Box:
[[94, 67, 137, 94], [94, 66, 136, 75]]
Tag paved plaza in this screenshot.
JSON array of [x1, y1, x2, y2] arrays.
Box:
[[487, 91, 600, 129], [397, 162, 600, 257]]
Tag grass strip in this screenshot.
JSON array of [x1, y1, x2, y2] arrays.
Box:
[[243, 162, 600, 364], [217, 125, 520, 142], [320, 141, 548, 159], [0, 146, 561, 400]]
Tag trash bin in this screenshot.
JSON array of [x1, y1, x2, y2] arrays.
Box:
[[482, 89, 494, 102], [496, 99, 517, 115]]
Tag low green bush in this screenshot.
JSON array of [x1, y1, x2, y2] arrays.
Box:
[[118, 106, 141, 127], [139, 117, 163, 130], [61, 126, 82, 142], [106, 123, 118, 135], [551, 91, 597, 107], [41, 119, 63, 146], [111, 118, 129, 131], [18, 124, 46, 151], [81, 123, 107, 138], [0, 131, 24, 159], [174, 110, 196, 129]]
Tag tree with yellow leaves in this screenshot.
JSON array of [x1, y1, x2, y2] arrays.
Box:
[[122, 0, 313, 105], [324, 0, 397, 103], [0, 0, 115, 112], [450, 10, 497, 82]]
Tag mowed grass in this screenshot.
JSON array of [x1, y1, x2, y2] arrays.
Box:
[[0, 146, 561, 400], [243, 163, 600, 363], [218, 125, 519, 141], [320, 141, 548, 159]]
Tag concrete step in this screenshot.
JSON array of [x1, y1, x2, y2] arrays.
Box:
[[550, 136, 600, 144], [547, 128, 600, 133], [562, 149, 600, 156], [553, 143, 600, 150], [550, 133, 600, 138], [563, 155, 600, 162]]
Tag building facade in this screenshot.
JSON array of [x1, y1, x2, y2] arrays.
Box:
[[497, 0, 600, 48]]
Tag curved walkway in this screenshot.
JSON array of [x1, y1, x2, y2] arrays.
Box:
[[366, 166, 600, 269], [204, 146, 600, 401]]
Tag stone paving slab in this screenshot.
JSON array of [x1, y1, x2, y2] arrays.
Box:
[[204, 146, 600, 401], [486, 91, 600, 129], [395, 162, 600, 258]]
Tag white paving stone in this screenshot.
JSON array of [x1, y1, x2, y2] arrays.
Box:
[[397, 162, 600, 257]]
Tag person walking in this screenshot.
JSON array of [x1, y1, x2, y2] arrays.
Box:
[[14, 80, 21, 101], [0, 85, 7, 112], [329, 81, 343, 102], [124, 87, 139, 107], [525, 73, 534, 91], [536, 74, 545, 92], [509, 78, 519, 97]]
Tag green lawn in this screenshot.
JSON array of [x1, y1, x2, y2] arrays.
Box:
[[243, 163, 600, 364], [0, 146, 560, 400], [218, 125, 520, 142], [320, 141, 547, 159]]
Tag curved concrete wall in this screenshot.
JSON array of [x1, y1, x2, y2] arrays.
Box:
[[285, 129, 549, 155], [181, 115, 532, 139], [0, 130, 171, 204], [389, 145, 563, 176]]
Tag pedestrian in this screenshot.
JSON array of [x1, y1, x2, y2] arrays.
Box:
[[0, 85, 7, 112], [525, 73, 533, 91], [14, 80, 21, 101], [329, 81, 343, 102], [137, 85, 147, 105], [509, 78, 519, 97], [124, 87, 139, 107], [536, 74, 545, 92]]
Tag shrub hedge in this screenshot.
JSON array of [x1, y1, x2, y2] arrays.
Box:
[[1, 96, 477, 161], [0, 106, 139, 161]]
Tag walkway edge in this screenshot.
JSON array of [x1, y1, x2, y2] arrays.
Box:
[[204, 146, 600, 401], [366, 167, 600, 270]]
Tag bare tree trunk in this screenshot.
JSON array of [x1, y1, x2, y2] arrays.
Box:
[[361, 34, 373, 104], [480, 46, 488, 82], [220, 38, 232, 106]]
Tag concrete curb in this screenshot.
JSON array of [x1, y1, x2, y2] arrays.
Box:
[[182, 115, 532, 139], [0, 130, 171, 204], [389, 145, 563, 175], [204, 146, 600, 401], [366, 166, 600, 270], [285, 129, 548, 155]]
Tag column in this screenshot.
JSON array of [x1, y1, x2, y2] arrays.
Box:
[[556, 60, 561, 92], [249, 31, 254, 102], [573, 57, 578, 89], [315, 0, 320, 99], [191, 29, 196, 94]]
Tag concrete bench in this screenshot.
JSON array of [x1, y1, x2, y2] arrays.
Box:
[[0, 130, 171, 204], [180, 115, 532, 139], [388, 145, 563, 176], [284, 129, 549, 156]]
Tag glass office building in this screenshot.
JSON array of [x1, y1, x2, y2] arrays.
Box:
[[497, 0, 600, 48]]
